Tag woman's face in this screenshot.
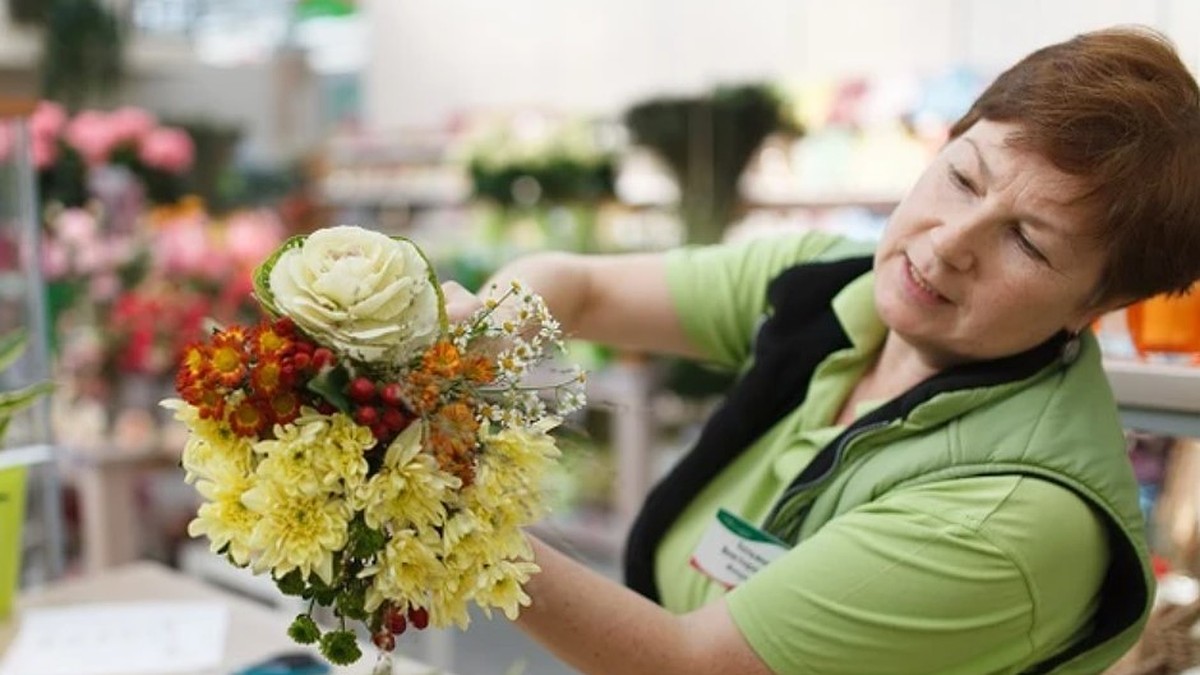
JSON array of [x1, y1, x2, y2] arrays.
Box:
[[874, 120, 1110, 367]]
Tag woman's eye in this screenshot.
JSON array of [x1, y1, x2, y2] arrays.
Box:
[[948, 166, 975, 192], [1012, 226, 1048, 262]]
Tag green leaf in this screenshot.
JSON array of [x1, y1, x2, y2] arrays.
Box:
[[348, 517, 386, 558], [251, 234, 307, 317], [306, 365, 351, 413], [0, 382, 55, 416], [0, 330, 27, 373], [287, 614, 321, 644], [336, 588, 367, 621], [391, 235, 448, 333], [275, 569, 306, 596]]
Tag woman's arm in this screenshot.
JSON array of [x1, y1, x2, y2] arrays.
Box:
[[471, 250, 705, 359], [516, 536, 773, 675]]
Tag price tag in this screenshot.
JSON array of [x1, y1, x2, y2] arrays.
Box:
[[689, 508, 790, 589]]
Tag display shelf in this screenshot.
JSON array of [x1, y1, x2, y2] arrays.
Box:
[[1104, 359, 1200, 439]]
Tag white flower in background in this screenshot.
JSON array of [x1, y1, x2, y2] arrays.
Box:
[[267, 226, 440, 363]]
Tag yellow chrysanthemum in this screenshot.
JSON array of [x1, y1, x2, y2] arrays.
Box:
[[357, 422, 459, 530], [473, 560, 540, 621], [477, 420, 561, 501], [254, 411, 372, 497], [425, 575, 476, 630], [361, 528, 444, 612], [187, 471, 259, 566], [166, 400, 254, 484], [468, 461, 543, 526], [241, 479, 351, 585]]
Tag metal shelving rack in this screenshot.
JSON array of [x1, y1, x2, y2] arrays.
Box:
[[0, 97, 65, 584]]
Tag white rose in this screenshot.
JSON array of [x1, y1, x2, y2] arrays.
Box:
[[267, 225, 440, 363]]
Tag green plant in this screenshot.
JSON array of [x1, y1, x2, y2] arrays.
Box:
[[0, 329, 55, 443], [624, 83, 798, 245], [40, 0, 125, 109]]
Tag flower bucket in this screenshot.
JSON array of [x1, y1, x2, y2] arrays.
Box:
[[0, 465, 27, 621]]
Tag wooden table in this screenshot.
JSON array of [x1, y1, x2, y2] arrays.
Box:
[[0, 561, 445, 674]]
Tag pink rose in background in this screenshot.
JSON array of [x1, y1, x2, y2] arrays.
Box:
[[30, 101, 67, 140], [224, 209, 285, 269], [153, 220, 224, 279], [66, 110, 118, 166], [40, 240, 70, 279], [139, 127, 194, 174], [28, 102, 66, 169], [52, 208, 99, 247], [32, 133, 58, 169], [108, 107, 157, 146]]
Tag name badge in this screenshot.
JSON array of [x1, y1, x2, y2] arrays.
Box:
[[689, 508, 790, 589]]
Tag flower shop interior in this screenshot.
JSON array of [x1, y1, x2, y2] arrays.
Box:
[[3, 1, 1200, 674]]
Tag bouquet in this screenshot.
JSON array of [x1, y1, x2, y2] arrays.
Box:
[[163, 225, 585, 666]]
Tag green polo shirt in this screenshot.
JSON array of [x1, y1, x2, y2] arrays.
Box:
[[655, 233, 1109, 674]]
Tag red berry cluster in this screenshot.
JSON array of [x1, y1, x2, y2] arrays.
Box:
[[346, 376, 414, 443], [372, 605, 430, 651]]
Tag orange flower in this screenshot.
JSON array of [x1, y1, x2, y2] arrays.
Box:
[[264, 391, 301, 426], [429, 401, 478, 471], [181, 382, 227, 421], [178, 343, 209, 380], [421, 340, 462, 379], [251, 321, 293, 359], [208, 329, 248, 388], [228, 397, 269, 437], [462, 354, 496, 384], [250, 356, 286, 397], [403, 371, 441, 415]]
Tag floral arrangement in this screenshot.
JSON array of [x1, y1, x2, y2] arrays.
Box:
[[164, 225, 584, 666]]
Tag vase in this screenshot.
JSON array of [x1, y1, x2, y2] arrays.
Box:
[[0, 465, 27, 620]]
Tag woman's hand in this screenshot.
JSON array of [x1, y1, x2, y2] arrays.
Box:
[[441, 281, 484, 324]]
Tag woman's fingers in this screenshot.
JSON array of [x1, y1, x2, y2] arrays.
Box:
[[442, 281, 484, 323]]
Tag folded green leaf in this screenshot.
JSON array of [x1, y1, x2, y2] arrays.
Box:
[[0, 382, 55, 415], [0, 330, 28, 374], [252, 234, 306, 318]]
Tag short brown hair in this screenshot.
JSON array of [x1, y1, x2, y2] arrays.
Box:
[[949, 26, 1200, 305]]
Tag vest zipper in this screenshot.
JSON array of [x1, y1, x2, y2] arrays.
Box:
[[763, 419, 892, 539]]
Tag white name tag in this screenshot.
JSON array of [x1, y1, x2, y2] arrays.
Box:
[[689, 508, 790, 589]]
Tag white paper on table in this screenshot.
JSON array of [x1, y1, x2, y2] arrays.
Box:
[[0, 601, 228, 675]]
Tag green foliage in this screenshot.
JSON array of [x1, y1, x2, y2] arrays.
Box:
[[0, 330, 55, 444], [319, 630, 361, 665], [306, 366, 351, 414], [40, 0, 124, 109], [469, 158, 615, 206], [275, 569, 306, 597], [348, 517, 386, 558], [624, 83, 798, 244], [287, 614, 321, 644]]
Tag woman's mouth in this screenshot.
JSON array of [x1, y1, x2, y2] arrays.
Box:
[[904, 258, 949, 304]]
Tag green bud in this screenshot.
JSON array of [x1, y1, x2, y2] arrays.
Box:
[[287, 614, 320, 645], [320, 630, 362, 665]]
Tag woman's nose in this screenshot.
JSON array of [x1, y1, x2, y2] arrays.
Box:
[[928, 219, 978, 272]]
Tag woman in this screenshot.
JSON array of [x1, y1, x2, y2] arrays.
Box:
[[444, 27, 1200, 674]]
